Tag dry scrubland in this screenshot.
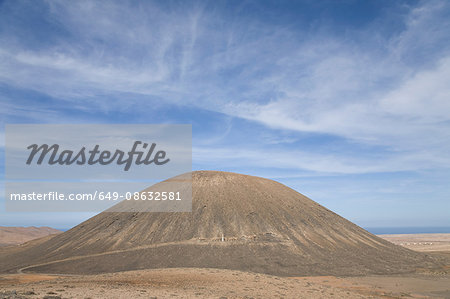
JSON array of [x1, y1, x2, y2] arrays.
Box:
[[0, 261, 449, 298], [0, 172, 449, 298], [0, 268, 370, 299]]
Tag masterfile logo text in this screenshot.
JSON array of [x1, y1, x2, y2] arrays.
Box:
[[26, 141, 170, 171]]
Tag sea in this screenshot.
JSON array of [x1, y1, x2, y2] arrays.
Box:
[[364, 227, 450, 235]]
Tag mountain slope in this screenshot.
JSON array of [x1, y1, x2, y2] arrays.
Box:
[[0, 226, 61, 247]]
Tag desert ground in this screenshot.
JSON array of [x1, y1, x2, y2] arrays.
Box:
[[378, 234, 450, 252], [0, 233, 449, 298], [0, 268, 372, 299], [0, 264, 449, 298]]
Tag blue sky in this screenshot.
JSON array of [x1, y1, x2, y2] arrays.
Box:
[[1, 0, 449, 229]]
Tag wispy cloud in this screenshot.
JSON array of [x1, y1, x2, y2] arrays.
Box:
[[1, 0, 449, 226], [1, 0, 449, 175]]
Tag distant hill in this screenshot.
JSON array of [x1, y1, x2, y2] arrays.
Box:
[[0, 226, 62, 246], [0, 171, 443, 276]]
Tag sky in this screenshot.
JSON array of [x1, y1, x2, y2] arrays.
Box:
[[0, 0, 449, 229]]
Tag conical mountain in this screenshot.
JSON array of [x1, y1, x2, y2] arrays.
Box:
[[0, 171, 440, 276]]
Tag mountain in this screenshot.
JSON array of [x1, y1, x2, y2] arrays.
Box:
[[0, 171, 441, 276], [0, 226, 61, 247]]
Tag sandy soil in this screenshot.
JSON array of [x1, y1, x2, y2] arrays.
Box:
[[296, 273, 450, 298], [0, 268, 370, 299], [378, 234, 450, 252], [1, 268, 449, 298]]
